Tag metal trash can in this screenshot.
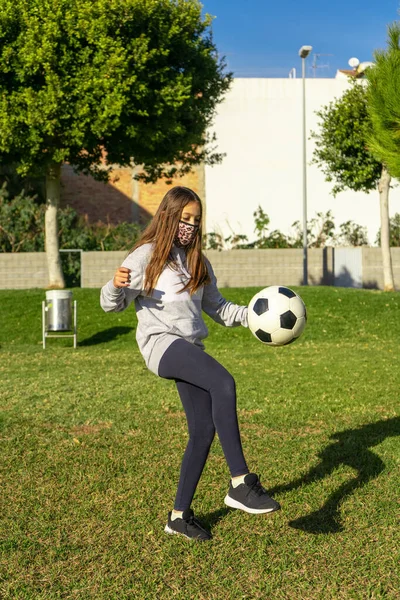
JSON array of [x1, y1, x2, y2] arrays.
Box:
[[45, 290, 72, 331], [42, 290, 77, 349]]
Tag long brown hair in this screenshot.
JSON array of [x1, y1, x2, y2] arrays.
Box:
[[129, 186, 210, 295]]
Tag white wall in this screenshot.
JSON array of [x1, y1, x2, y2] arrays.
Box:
[[205, 78, 400, 246]]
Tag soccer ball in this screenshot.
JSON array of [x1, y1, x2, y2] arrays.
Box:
[[248, 286, 307, 346]]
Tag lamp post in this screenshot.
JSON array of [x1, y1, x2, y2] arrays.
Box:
[[299, 45, 312, 286]]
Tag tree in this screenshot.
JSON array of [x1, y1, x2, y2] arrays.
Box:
[[311, 82, 395, 291], [306, 210, 336, 248], [0, 0, 231, 287], [338, 220, 369, 247], [251, 206, 290, 249], [366, 24, 400, 179], [365, 23, 400, 291]]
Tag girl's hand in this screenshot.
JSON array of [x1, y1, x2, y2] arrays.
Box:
[[113, 267, 131, 288]]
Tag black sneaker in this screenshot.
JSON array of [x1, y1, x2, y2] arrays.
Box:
[[164, 509, 212, 541], [224, 473, 281, 514]]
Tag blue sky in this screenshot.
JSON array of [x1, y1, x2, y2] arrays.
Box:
[[201, 1, 400, 77]]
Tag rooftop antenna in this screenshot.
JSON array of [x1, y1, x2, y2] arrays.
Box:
[[311, 53, 333, 77]]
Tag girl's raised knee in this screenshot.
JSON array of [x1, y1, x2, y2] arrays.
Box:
[[212, 373, 236, 398]]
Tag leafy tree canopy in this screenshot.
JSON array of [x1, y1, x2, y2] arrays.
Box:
[[366, 23, 400, 178], [0, 0, 230, 181], [311, 82, 382, 196]]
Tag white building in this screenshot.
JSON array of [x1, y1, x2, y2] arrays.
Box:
[[204, 77, 400, 246]]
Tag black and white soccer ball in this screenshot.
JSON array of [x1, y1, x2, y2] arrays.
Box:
[[248, 286, 307, 346]]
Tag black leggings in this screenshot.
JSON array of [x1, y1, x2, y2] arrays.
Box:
[[158, 339, 249, 511]]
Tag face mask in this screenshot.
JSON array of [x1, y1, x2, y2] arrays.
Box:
[[175, 220, 199, 247]]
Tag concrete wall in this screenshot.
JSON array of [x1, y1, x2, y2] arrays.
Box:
[[1, 248, 399, 290], [80, 248, 333, 288], [81, 251, 127, 288], [204, 248, 334, 288], [0, 252, 49, 289], [205, 78, 400, 246], [362, 247, 400, 289]]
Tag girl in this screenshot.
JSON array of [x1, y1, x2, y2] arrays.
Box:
[[100, 186, 280, 541]]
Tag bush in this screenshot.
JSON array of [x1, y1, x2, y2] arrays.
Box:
[[203, 206, 370, 250], [59, 215, 143, 286], [0, 184, 144, 285], [338, 220, 369, 246], [0, 183, 45, 252], [375, 213, 400, 246]]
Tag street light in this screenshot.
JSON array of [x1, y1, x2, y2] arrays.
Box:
[[299, 45, 312, 286]]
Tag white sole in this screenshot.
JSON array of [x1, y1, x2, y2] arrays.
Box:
[[164, 524, 192, 539], [224, 494, 278, 514], [164, 524, 211, 541]]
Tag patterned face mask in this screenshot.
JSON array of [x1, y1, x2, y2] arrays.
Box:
[[175, 220, 199, 247]]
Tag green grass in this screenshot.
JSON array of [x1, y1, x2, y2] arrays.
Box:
[[1, 286, 399, 599]]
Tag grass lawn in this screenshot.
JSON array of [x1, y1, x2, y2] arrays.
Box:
[[0, 286, 399, 599]]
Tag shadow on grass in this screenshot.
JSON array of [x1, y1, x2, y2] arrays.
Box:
[[201, 507, 231, 531], [79, 326, 134, 346], [270, 417, 400, 535]]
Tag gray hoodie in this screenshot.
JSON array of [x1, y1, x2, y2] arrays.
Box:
[[100, 243, 248, 375]]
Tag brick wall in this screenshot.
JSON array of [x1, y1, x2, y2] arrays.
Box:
[[138, 164, 205, 219], [60, 163, 205, 226], [60, 164, 147, 225]]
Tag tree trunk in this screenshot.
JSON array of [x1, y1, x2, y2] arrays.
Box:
[[45, 163, 65, 289], [378, 165, 394, 292]]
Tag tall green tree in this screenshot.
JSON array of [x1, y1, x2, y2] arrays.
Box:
[[0, 0, 230, 287], [365, 23, 400, 291], [311, 82, 395, 291], [366, 24, 400, 179]]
